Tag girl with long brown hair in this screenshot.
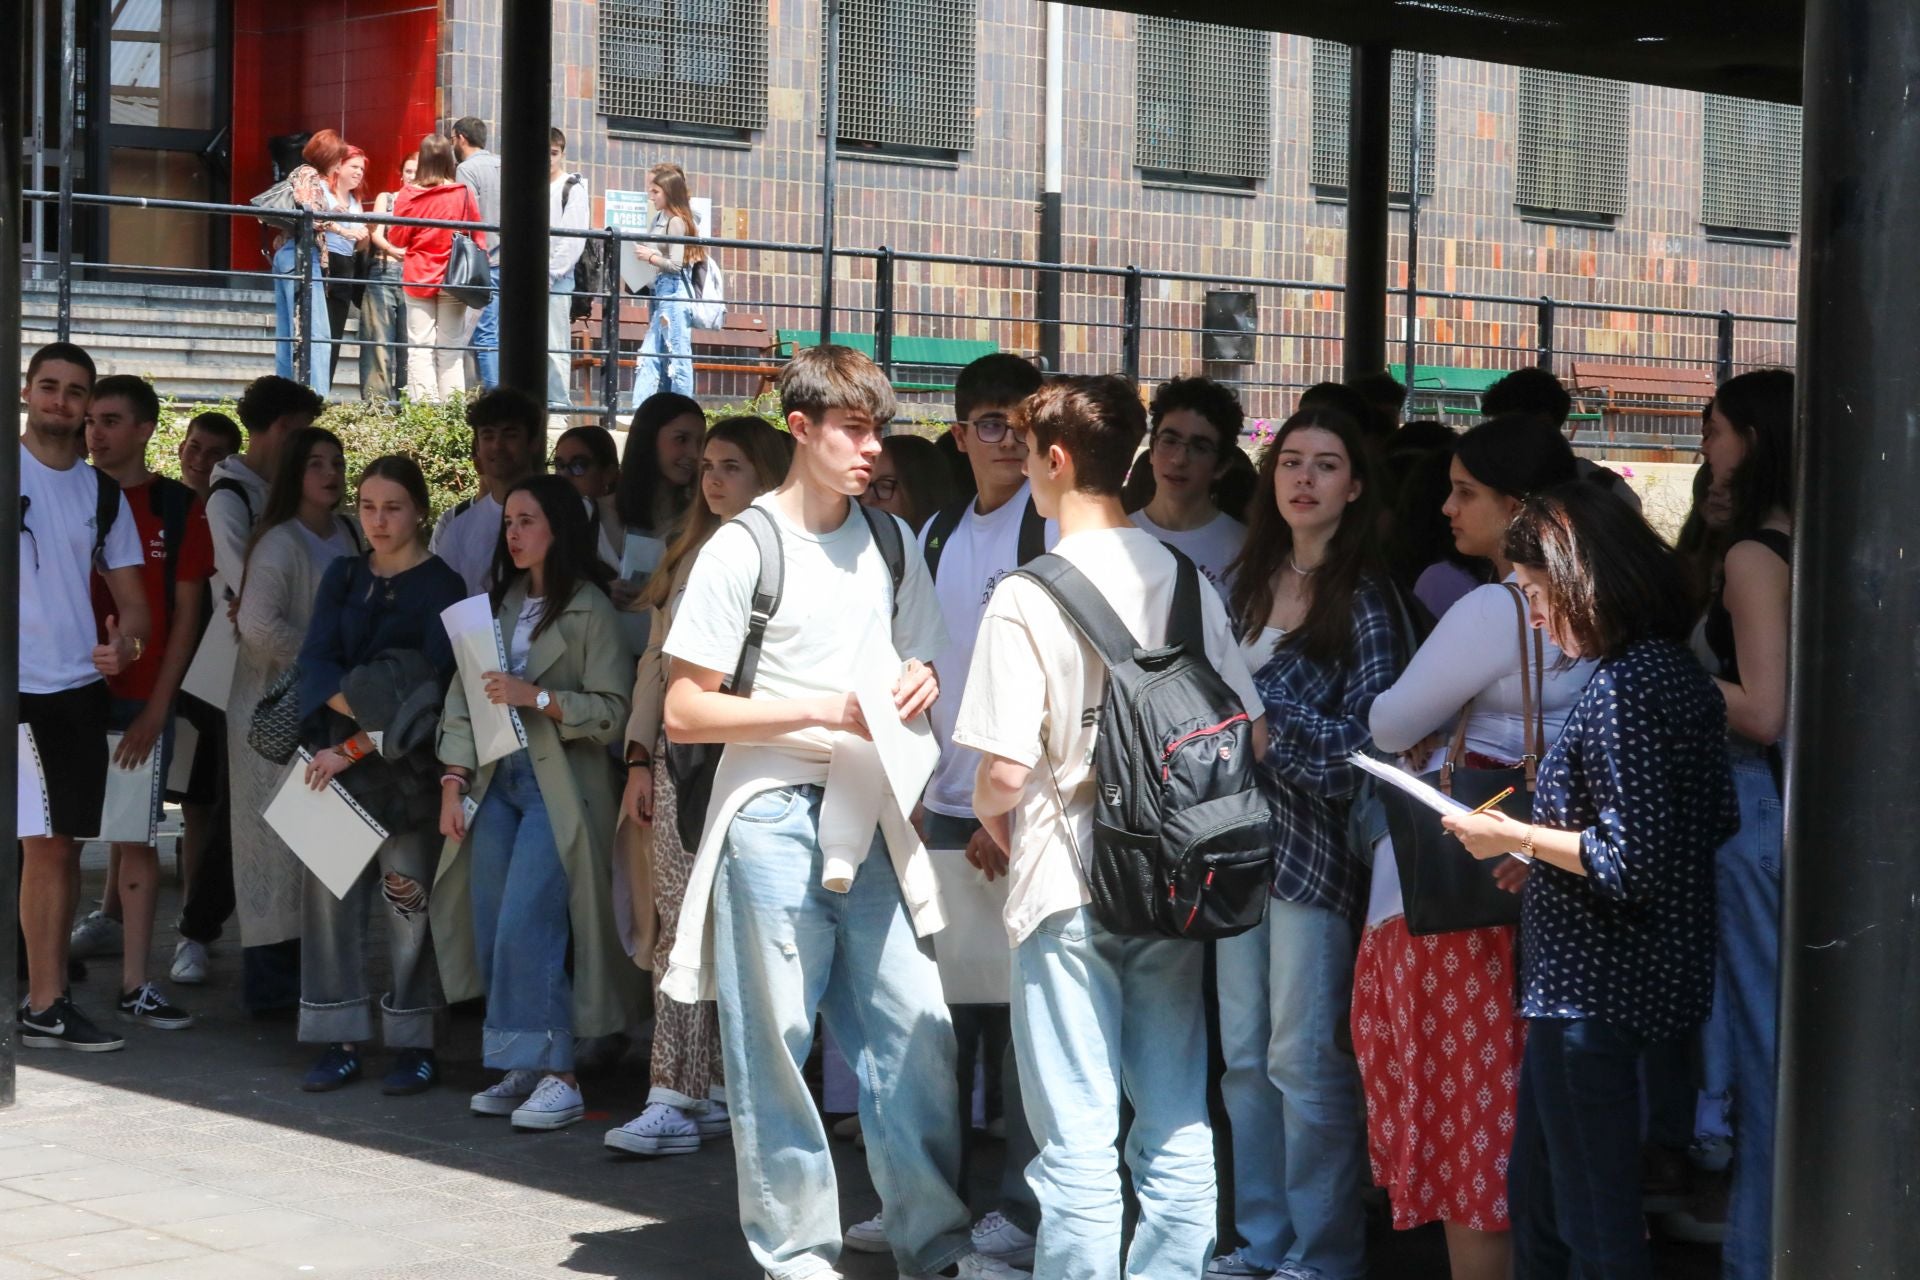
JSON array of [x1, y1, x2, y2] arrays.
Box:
[[630, 162, 703, 404]]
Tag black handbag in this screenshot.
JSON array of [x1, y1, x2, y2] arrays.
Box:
[[1379, 583, 1543, 936], [442, 230, 493, 309], [248, 664, 304, 766]]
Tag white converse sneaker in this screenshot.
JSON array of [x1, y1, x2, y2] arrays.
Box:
[[470, 1068, 543, 1116], [604, 1101, 700, 1155], [843, 1211, 888, 1253], [170, 939, 209, 985], [510, 1075, 585, 1130], [905, 1251, 1031, 1280], [696, 1097, 732, 1139], [971, 1210, 1037, 1267]]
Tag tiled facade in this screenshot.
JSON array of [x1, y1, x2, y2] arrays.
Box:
[[436, 1, 1800, 417]]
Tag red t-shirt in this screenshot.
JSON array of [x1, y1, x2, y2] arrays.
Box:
[[388, 182, 488, 299], [92, 477, 216, 703]]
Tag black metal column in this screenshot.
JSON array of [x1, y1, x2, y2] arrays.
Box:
[[819, 0, 841, 344], [1342, 42, 1391, 383], [496, 0, 552, 405], [1037, 1, 1065, 373], [1776, 0, 1920, 1272], [3, 0, 28, 1109]]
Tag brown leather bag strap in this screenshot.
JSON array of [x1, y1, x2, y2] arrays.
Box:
[[1501, 582, 1545, 791]]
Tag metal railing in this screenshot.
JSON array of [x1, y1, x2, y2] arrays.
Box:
[[21, 189, 1798, 435]]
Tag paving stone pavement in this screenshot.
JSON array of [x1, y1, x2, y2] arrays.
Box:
[[3, 844, 1720, 1277]]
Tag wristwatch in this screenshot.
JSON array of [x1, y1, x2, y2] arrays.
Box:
[[534, 689, 552, 712]]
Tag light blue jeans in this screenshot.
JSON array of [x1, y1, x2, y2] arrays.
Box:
[[713, 784, 972, 1280], [1714, 751, 1782, 1280], [272, 239, 332, 399], [631, 271, 693, 407], [471, 289, 500, 389], [1216, 897, 1368, 1280], [1012, 904, 1217, 1280], [468, 752, 574, 1073]]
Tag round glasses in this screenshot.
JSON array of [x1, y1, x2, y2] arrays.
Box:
[[962, 414, 1016, 444]]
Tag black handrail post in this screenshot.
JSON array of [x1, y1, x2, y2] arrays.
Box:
[[2, 0, 27, 1110], [1122, 266, 1143, 384], [296, 212, 315, 389], [1715, 309, 1736, 384], [819, 0, 842, 344], [875, 246, 896, 381], [55, 0, 75, 342], [1537, 296, 1556, 372], [603, 226, 621, 432]]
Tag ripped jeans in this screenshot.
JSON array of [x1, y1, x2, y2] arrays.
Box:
[[469, 751, 575, 1072], [298, 829, 443, 1048]]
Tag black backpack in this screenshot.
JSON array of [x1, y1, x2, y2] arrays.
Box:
[[921, 495, 1046, 581], [666, 502, 907, 851], [564, 176, 609, 320], [89, 468, 121, 563], [1012, 549, 1272, 941]]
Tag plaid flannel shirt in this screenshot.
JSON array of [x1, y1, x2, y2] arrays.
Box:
[[1250, 577, 1407, 919]]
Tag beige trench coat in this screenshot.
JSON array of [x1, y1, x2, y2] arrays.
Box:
[[432, 580, 641, 1039]]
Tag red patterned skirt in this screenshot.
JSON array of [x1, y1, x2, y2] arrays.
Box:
[[1350, 915, 1524, 1232]]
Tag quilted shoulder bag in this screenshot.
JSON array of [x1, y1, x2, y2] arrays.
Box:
[[248, 664, 304, 766]]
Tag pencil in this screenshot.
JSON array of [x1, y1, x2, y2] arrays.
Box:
[[1467, 786, 1516, 817]]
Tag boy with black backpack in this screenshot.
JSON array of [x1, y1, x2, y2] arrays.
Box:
[[660, 345, 1021, 1280], [953, 374, 1269, 1279]]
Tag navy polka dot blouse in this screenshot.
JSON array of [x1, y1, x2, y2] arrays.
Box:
[[1522, 638, 1739, 1042]]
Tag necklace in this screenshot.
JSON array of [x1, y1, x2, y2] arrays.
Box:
[[1288, 554, 1321, 576]]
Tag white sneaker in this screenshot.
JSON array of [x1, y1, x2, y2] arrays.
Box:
[[510, 1075, 585, 1130], [905, 1252, 1031, 1280], [604, 1102, 700, 1155], [696, 1097, 732, 1139], [470, 1068, 543, 1116], [69, 910, 123, 959], [971, 1211, 1037, 1267], [170, 939, 209, 985], [843, 1211, 888, 1253], [1205, 1250, 1277, 1278]]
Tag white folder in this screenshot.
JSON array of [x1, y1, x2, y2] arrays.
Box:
[[166, 716, 199, 795], [181, 582, 240, 706], [90, 731, 163, 845], [927, 848, 1013, 1005], [440, 594, 528, 768], [17, 724, 50, 840], [262, 750, 390, 900]]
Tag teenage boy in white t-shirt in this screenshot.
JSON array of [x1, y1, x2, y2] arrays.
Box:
[[661, 345, 1021, 1280], [429, 388, 539, 594], [1130, 376, 1248, 602], [953, 375, 1267, 1279], [17, 342, 152, 1053]]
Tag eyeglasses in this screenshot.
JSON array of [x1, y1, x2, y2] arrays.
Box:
[[551, 456, 595, 478], [1152, 431, 1218, 462], [961, 414, 1017, 444], [867, 476, 900, 502]]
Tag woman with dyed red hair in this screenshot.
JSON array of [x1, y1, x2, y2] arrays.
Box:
[[268, 128, 351, 399]]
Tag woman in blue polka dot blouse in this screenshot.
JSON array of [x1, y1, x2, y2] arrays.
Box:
[[1443, 484, 1737, 1280]]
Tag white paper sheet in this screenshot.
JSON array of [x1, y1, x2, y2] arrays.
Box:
[[928, 847, 1014, 1004], [1349, 753, 1533, 863], [262, 750, 390, 900], [166, 717, 199, 795], [620, 532, 666, 583], [181, 585, 240, 705], [441, 594, 528, 767], [850, 619, 940, 825], [17, 724, 49, 840], [90, 732, 163, 845]]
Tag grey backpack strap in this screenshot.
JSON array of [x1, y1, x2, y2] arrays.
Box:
[[729, 506, 784, 696], [858, 504, 906, 617]]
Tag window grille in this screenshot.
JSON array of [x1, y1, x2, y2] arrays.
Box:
[[1702, 95, 1801, 237], [598, 0, 768, 136], [1514, 69, 1630, 219], [1135, 16, 1271, 186], [826, 0, 976, 156], [1308, 43, 1436, 197]]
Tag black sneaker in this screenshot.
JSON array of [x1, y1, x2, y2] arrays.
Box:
[[117, 983, 194, 1030], [381, 1047, 438, 1097], [19, 996, 126, 1052]]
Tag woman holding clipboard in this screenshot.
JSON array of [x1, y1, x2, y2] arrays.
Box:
[[435, 475, 636, 1132], [1443, 485, 1736, 1280]]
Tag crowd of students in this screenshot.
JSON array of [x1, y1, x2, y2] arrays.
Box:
[[16, 335, 1789, 1280]]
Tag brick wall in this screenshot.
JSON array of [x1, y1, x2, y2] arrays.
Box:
[[436, 0, 1800, 420]]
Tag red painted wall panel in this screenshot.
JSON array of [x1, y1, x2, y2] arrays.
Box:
[[230, 0, 439, 273]]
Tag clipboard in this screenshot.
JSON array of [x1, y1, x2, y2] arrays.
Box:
[[90, 731, 164, 845], [263, 750, 391, 899], [441, 594, 529, 767], [1349, 752, 1533, 863], [17, 724, 50, 840]]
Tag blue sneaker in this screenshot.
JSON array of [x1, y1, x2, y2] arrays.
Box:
[[301, 1044, 361, 1092], [382, 1048, 438, 1096]]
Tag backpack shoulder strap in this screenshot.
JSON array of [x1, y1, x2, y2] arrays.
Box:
[[209, 475, 255, 524], [858, 504, 906, 617], [562, 174, 581, 210], [921, 498, 971, 582], [729, 505, 785, 696], [1017, 496, 1047, 566], [1164, 548, 1205, 656], [1012, 553, 1139, 669], [92, 469, 120, 559], [150, 476, 195, 603]]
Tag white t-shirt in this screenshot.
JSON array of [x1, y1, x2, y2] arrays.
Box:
[[20, 446, 143, 695], [429, 491, 503, 596], [508, 596, 545, 675], [665, 495, 946, 705], [952, 526, 1264, 947], [1131, 508, 1245, 603], [920, 484, 1058, 820]]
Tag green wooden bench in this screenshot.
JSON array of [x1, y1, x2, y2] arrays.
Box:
[[1388, 363, 1602, 425], [779, 330, 998, 394]]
